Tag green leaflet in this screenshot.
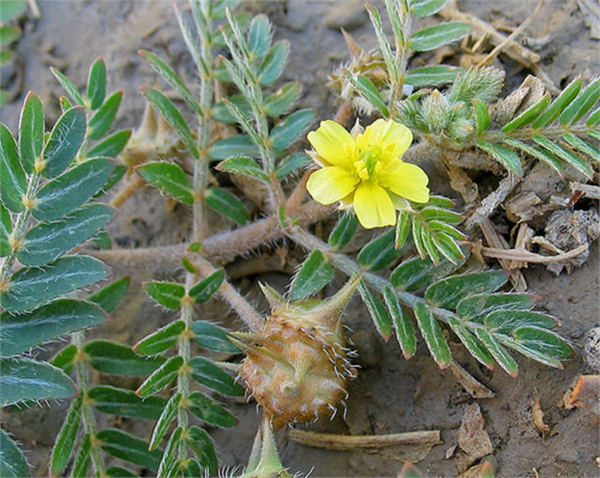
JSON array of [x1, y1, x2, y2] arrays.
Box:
[[18, 204, 115, 266], [503, 138, 562, 174], [142, 87, 199, 158], [180, 459, 202, 478], [532, 77, 582, 127], [0, 25, 21, 45], [134, 320, 185, 355], [212, 95, 252, 124], [138, 162, 195, 205], [157, 427, 183, 477], [0, 357, 75, 406], [87, 58, 107, 110], [33, 158, 115, 222], [475, 328, 518, 377], [19, 91, 44, 174], [1, 299, 107, 357], [270, 109, 315, 150], [358, 229, 403, 271], [145, 282, 185, 310], [410, 0, 449, 17], [258, 40, 289, 85], [446, 315, 495, 368], [425, 270, 509, 309], [265, 81, 301, 116], [533, 135, 593, 178], [289, 250, 334, 300], [248, 14, 272, 57], [0, 2, 27, 23], [405, 65, 460, 87], [88, 90, 122, 139], [0, 123, 26, 213], [136, 356, 184, 397], [1, 203, 12, 257], [205, 187, 250, 225], [351, 75, 389, 117], [383, 287, 417, 359], [328, 212, 359, 249], [50, 397, 82, 477], [391, 252, 467, 292], [149, 393, 180, 450], [275, 152, 310, 179], [106, 467, 137, 478], [188, 391, 237, 428], [484, 310, 557, 335], [85, 340, 165, 376], [1, 256, 108, 313], [511, 326, 574, 361], [139, 50, 203, 115], [97, 429, 163, 471], [42, 107, 86, 178], [88, 130, 131, 158], [359, 282, 393, 341], [189, 270, 225, 304], [185, 427, 218, 475], [473, 98, 491, 135], [50, 344, 77, 375], [71, 434, 91, 478], [191, 321, 240, 353], [560, 78, 600, 125], [1, 429, 29, 478], [89, 385, 166, 420], [456, 293, 538, 322], [87, 276, 131, 313], [217, 156, 271, 183], [410, 22, 471, 52], [189, 357, 244, 396], [477, 141, 523, 176], [209, 135, 260, 160], [501, 93, 551, 132], [413, 302, 451, 368], [50, 67, 85, 105]]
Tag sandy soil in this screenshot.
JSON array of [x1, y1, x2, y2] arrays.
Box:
[[1, 1, 599, 477]]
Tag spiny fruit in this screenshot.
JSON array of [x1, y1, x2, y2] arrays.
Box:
[[233, 276, 360, 429]]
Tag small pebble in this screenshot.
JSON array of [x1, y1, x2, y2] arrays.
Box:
[[584, 326, 600, 373]]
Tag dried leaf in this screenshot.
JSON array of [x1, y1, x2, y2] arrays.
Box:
[[457, 403, 493, 471], [531, 397, 550, 438]]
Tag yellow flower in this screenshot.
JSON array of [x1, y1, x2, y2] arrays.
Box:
[[306, 119, 430, 229]]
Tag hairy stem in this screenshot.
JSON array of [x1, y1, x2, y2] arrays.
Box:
[[73, 332, 106, 477], [88, 200, 334, 271], [1, 173, 40, 283], [191, 255, 264, 332]]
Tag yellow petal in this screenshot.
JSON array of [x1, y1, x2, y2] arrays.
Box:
[[378, 162, 430, 203], [364, 119, 413, 159], [307, 167, 359, 205], [307, 120, 356, 169], [353, 181, 396, 229]]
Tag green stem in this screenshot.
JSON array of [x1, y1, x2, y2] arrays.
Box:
[[287, 225, 469, 328], [73, 332, 106, 478], [1, 172, 40, 282]]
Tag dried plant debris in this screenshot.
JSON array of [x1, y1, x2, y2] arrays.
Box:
[[541, 209, 600, 275], [560, 375, 600, 416], [456, 403, 494, 472], [531, 397, 550, 439]]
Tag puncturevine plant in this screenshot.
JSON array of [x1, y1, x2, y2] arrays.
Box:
[[0, 0, 598, 476]]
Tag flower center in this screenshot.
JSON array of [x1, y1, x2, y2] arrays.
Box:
[[354, 145, 383, 180]]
